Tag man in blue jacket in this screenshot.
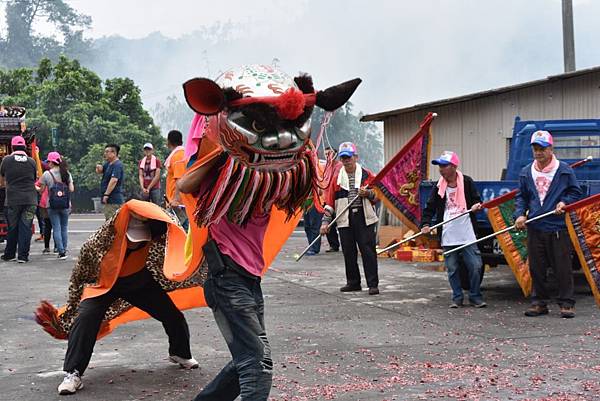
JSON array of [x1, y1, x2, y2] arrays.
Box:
[[514, 130, 581, 318]]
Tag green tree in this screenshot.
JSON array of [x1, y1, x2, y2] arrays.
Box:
[[0, 0, 92, 68], [310, 102, 383, 171], [0, 57, 165, 200]]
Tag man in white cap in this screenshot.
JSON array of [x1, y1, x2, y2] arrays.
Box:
[[320, 142, 380, 295], [57, 216, 198, 395], [138, 142, 162, 205], [514, 130, 581, 318], [421, 151, 486, 308]]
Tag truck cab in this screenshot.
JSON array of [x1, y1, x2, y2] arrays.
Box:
[[420, 116, 600, 265]]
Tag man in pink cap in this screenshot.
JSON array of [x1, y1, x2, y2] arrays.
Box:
[[514, 130, 581, 318], [0, 136, 38, 263], [420, 151, 486, 308]]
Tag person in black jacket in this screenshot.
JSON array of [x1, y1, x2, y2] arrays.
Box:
[[420, 151, 486, 308]]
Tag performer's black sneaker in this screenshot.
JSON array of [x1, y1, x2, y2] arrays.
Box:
[[368, 287, 380, 295], [340, 285, 362, 292], [325, 248, 339, 253]]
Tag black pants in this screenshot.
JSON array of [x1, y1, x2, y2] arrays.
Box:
[[326, 222, 340, 251], [43, 217, 52, 249], [63, 269, 192, 375], [39, 208, 52, 249], [338, 208, 379, 289], [527, 227, 575, 307]]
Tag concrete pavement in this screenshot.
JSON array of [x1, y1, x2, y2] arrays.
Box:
[[0, 214, 599, 400]]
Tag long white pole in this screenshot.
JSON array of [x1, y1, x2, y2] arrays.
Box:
[[295, 194, 361, 262], [443, 209, 557, 256], [377, 209, 471, 254]]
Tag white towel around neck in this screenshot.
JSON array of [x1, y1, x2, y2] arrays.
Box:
[[337, 163, 362, 190]]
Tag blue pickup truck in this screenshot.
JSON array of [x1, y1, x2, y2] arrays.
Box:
[[420, 116, 600, 266]]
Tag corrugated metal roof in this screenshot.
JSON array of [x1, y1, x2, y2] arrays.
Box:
[[361, 65, 600, 122]]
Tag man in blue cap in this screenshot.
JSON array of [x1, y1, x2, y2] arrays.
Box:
[[320, 142, 380, 295], [514, 130, 581, 318]]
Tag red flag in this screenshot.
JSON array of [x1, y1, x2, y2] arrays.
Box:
[[565, 192, 600, 308], [371, 112, 435, 232]]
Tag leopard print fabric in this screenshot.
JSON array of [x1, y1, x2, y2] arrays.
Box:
[[58, 210, 208, 334]]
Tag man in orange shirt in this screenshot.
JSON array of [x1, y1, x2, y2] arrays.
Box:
[[164, 130, 188, 230]]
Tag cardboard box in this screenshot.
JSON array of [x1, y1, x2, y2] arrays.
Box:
[[377, 225, 410, 249], [394, 250, 413, 262], [412, 249, 435, 263]]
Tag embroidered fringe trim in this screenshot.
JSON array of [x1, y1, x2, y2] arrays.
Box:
[[194, 153, 319, 227]]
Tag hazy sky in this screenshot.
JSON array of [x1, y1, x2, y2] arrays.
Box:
[[4, 0, 600, 115]]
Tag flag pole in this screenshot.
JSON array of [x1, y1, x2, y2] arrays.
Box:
[[381, 156, 592, 256], [377, 209, 471, 254], [295, 193, 361, 262], [443, 209, 558, 256]]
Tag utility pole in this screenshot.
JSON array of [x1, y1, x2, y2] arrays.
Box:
[[562, 0, 576, 72]]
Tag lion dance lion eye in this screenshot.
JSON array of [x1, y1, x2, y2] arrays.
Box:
[[251, 120, 266, 133]]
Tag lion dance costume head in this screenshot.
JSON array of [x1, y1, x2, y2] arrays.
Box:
[[183, 64, 361, 226]]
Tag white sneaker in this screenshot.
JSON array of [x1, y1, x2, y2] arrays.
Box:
[[169, 355, 199, 369], [58, 371, 83, 395]]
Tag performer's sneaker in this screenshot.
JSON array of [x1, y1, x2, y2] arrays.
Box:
[[58, 370, 83, 395], [1, 255, 17, 262], [368, 287, 380, 295], [325, 248, 339, 253], [524, 305, 549, 317], [169, 355, 199, 369], [560, 306, 575, 319]]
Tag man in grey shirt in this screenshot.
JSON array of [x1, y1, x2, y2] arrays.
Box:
[[0, 136, 38, 263]]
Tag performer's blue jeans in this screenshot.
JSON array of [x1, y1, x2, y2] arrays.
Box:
[[443, 244, 483, 304], [195, 269, 272, 401]]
